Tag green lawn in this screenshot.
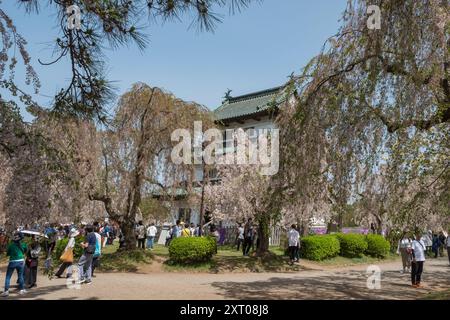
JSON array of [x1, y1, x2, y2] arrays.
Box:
[[98, 241, 154, 272], [95, 242, 398, 273]]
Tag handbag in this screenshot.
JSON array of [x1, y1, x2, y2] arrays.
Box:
[[60, 248, 74, 263]]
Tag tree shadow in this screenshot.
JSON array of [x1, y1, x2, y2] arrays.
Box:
[[210, 269, 450, 300], [2, 283, 68, 300]]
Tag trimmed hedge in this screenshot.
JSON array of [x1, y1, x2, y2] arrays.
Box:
[[365, 234, 390, 258], [335, 233, 368, 258], [300, 235, 340, 261], [169, 237, 217, 264]]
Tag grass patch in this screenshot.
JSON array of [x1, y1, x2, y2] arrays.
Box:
[[213, 253, 301, 273], [162, 246, 302, 273], [162, 246, 299, 273], [422, 289, 450, 300], [99, 248, 154, 272], [314, 252, 398, 267], [151, 245, 169, 256], [163, 260, 215, 273]]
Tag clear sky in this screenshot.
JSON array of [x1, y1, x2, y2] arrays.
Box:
[[4, 0, 347, 121]]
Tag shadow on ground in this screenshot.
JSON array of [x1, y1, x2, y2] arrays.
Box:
[[210, 269, 450, 300]]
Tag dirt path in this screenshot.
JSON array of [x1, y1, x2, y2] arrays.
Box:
[[0, 257, 449, 300]]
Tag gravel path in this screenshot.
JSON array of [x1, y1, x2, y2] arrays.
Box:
[[0, 257, 448, 300]]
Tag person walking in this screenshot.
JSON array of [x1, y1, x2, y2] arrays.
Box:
[[242, 218, 254, 256], [77, 225, 96, 285], [294, 225, 302, 262], [411, 234, 426, 288], [288, 225, 300, 264], [397, 234, 412, 273], [24, 235, 41, 289], [136, 221, 146, 249], [44, 223, 58, 258], [438, 232, 446, 257], [236, 223, 244, 251], [421, 230, 432, 257], [146, 223, 157, 250], [165, 225, 173, 246], [55, 228, 79, 279], [432, 233, 439, 258], [1, 232, 27, 297], [89, 226, 102, 278]]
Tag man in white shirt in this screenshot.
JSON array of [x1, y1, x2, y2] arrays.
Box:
[[411, 234, 426, 288], [189, 223, 196, 237], [146, 223, 158, 250], [288, 224, 300, 264]]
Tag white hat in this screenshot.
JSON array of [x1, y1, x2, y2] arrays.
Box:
[[69, 228, 80, 237]]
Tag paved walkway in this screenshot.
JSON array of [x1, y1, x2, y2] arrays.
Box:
[[0, 258, 449, 300]]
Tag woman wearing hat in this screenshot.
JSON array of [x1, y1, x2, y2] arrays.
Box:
[[1, 232, 27, 297], [55, 228, 79, 279]]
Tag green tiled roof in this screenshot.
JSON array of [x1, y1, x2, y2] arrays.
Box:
[[214, 86, 284, 121]]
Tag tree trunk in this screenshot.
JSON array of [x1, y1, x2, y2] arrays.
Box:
[[122, 219, 137, 251], [301, 220, 309, 237], [256, 215, 270, 256]]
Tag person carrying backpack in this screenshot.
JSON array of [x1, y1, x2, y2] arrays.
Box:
[[1, 232, 28, 297], [77, 225, 96, 285]]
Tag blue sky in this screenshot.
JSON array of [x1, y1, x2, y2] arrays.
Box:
[[4, 0, 347, 121]]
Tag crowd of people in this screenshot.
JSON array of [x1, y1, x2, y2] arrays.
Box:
[[1, 221, 449, 297], [0, 221, 117, 297], [163, 220, 205, 247]]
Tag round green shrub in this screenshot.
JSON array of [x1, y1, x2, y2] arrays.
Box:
[[53, 236, 84, 261], [300, 235, 340, 261], [169, 236, 217, 264], [335, 233, 368, 258], [365, 234, 390, 258]]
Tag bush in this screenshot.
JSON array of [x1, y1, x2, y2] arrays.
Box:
[[53, 237, 84, 261], [300, 235, 340, 261], [365, 234, 390, 258], [335, 233, 368, 258], [169, 237, 217, 264]]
